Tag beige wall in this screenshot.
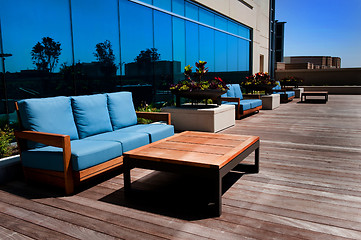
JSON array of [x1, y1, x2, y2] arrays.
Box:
[[275, 68, 361, 86], [193, 0, 270, 74]]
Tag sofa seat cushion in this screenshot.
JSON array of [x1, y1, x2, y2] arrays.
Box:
[[21, 140, 122, 172], [85, 130, 149, 152], [285, 91, 295, 98], [117, 124, 174, 143], [17, 96, 79, 149], [72, 94, 113, 139], [107, 92, 138, 130], [247, 99, 262, 108], [225, 101, 250, 112]]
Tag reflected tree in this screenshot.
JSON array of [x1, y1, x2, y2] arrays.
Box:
[[31, 37, 61, 72], [94, 40, 117, 70], [134, 48, 160, 64]]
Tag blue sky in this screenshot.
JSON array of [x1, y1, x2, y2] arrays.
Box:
[[276, 0, 361, 68]]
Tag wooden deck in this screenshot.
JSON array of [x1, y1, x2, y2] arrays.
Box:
[[1, 95, 361, 239]]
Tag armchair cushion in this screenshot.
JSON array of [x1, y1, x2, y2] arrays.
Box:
[[107, 92, 138, 130], [85, 130, 149, 152], [118, 124, 174, 143], [72, 94, 113, 139], [21, 140, 122, 171], [17, 96, 79, 148]]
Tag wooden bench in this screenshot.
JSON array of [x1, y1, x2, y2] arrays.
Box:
[[301, 91, 328, 102]]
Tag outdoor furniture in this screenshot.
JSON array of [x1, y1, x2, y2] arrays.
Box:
[[14, 92, 174, 194], [123, 131, 260, 216], [221, 84, 262, 119], [301, 91, 328, 102], [272, 83, 295, 103]]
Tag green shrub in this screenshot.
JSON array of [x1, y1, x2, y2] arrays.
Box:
[[0, 125, 15, 158]]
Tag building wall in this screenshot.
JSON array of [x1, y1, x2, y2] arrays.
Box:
[[194, 0, 271, 74], [275, 68, 361, 86]]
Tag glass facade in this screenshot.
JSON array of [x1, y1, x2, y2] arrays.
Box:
[[0, 0, 252, 122]]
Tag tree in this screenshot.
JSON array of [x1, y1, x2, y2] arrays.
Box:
[[31, 37, 61, 72], [94, 40, 117, 68], [134, 48, 160, 64]]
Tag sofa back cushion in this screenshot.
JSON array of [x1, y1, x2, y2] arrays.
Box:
[[226, 84, 235, 98], [107, 92, 137, 130], [17, 96, 79, 148], [72, 94, 113, 139], [273, 81, 281, 90], [232, 84, 243, 100]]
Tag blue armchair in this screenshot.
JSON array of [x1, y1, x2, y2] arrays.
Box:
[[221, 84, 262, 119], [272, 82, 295, 103]]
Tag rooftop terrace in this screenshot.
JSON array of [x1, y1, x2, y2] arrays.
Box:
[[0, 95, 361, 239]]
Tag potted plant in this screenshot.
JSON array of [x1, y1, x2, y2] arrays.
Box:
[[241, 72, 276, 95], [170, 61, 229, 107], [279, 76, 303, 88]]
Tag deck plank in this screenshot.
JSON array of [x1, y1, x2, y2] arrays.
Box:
[[0, 95, 361, 239]]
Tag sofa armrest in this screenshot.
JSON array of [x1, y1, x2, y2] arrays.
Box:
[[15, 130, 70, 148], [136, 111, 171, 125], [15, 130, 74, 194], [243, 94, 261, 99], [220, 97, 240, 104]]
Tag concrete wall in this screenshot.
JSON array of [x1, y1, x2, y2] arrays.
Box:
[[275, 68, 361, 86], [194, 0, 270, 74]]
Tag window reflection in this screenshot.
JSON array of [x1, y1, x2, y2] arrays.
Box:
[[199, 26, 215, 71], [0, 0, 252, 118], [0, 0, 72, 116], [185, 21, 199, 67]]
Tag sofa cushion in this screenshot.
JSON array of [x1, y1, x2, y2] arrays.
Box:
[[17, 96, 79, 148], [107, 92, 138, 130], [118, 124, 174, 143], [225, 101, 250, 112], [226, 84, 235, 98], [285, 91, 295, 98], [232, 84, 243, 100], [245, 99, 262, 108], [21, 140, 122, 171], [72, 94, 113, 139], [85, 130, 149, 152]]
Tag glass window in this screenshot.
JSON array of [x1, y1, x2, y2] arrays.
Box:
[[214, 32, 227, 72], [227, 21, 238, 35], [154, 11, 173, 92], [172, 18, 185, 83], [0, 0, 73, 104], [227, 36, 238, 71], [153, 0, 171, 11], [238, 39, 250, 71], [215, 15, 227, 32], [72, 0, 120, 94], [199, 26, 214, 71], [238, 25, 251, 39], [138, 0, 152, 5], [172, 0, 184, 16], [185, 2, 198, 21], [185, 21, 199, 67], [199, 9, 214, 27]]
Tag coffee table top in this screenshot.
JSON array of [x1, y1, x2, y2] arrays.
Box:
[[124, 131, 259, 169]]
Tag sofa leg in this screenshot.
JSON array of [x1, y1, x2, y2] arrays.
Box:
[[64, 180, 74, 195]]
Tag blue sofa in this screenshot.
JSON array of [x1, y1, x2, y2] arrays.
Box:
[[221, 84, 262, 119], [15, 92, 174, 194], [272, 83, 295, 103]]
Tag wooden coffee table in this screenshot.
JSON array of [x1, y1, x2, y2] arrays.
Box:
[[123, 131, 260, 216], [301, 91, 328, 102]]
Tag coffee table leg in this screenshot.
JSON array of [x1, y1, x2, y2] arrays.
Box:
[[123, 157, 131, 192], [255, 147, 259, 173], [212, 170, 222, 216]]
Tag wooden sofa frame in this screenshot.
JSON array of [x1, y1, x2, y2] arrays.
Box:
[[273, 90, 295, 103], [220, 95, 262, 119], [14, 102, 171, 195]]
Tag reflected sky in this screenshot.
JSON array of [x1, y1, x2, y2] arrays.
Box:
[[0, 0, 251, 74]]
